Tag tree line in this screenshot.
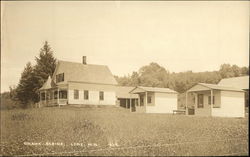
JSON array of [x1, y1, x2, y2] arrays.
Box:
[[114, 63, 249, 93]]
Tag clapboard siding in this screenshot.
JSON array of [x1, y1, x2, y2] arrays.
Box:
[[212, 91, 245, 117], [146, 93, 177, 113]]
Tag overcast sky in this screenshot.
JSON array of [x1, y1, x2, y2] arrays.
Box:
[[1, 1, 249, 92]]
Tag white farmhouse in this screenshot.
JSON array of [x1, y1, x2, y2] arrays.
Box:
[[39, 56, 118, 106]]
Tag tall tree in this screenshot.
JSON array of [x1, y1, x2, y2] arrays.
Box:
[[231, 64, 241, 77], [240, 66, 249, 76], [139, 62, 169, 87], [33, 41, 57, 102], [219, 64, 234, 78], [15, 62, 37, 107]]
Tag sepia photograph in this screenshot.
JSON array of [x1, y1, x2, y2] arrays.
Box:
[[1, 1, 249, 156]]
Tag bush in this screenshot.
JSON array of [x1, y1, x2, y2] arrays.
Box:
[[0, 92, 19, 110]]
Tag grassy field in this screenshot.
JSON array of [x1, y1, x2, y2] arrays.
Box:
[[1, 106, 248, 156]]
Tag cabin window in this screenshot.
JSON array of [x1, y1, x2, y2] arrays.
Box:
[[74, 90, 79, 99], [59, 90, 67, 99], [56, 73, 64, 83], [147, 96, 152, 104], [208, 96, 215, 105], [84, 90, 89, 100], [99, 91, 104, 101]]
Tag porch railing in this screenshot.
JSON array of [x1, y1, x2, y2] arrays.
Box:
[[39, 98, 67, 107]]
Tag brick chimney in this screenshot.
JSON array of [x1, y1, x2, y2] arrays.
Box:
[[82, 56, 87, 64]]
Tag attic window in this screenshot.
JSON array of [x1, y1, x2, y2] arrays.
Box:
[[56, 73, 64, 83]]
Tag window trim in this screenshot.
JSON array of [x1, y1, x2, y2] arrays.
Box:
[[59, 90, 67, 99], [56, 73, 64, 83], [74, 89, 79, 99]]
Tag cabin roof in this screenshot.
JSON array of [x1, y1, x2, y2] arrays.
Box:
[[116, 86, 139, 98], [218, 76, 249, 90], [130, 86, 178, 94], [188, 83, 244, 92]]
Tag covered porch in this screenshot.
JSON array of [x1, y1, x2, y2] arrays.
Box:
[[115, 86, 139, 111], [186, 83, 226, 116], [38, 76, 68, 107], [129, 86, 156, 113], [186, 90, 217, 116], [39, 87, 68, 107]]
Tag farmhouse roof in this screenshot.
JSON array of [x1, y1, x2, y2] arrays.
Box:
[[130, 86, 178, 94], [218, 76, 249, 90], [55, 60, 118, 85], [188, 83, 244, 92], [116, 86, 139, 98]]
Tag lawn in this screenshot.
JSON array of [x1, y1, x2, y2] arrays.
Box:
[[1, 106, 248, 156]]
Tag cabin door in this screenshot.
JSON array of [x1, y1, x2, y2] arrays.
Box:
[[131, 99, 136, 112], [197, 94, 204, 108]]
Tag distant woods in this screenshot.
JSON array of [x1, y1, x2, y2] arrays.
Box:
[[2, 41, 57, 109], [1, 42, 249, 109], [114, 63, 249, 93]]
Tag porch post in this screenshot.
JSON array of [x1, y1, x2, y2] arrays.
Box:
[[45, 90, 46, 106], [194, 93, 197, 109], [211, 89, 213, 116], [130, 94, 132, 112], [39, 91, 41, 108], [57, 88, 60, 107], [185, 92, 188, 115], [126, 99, 128, 108], [138, 94, 141, 107], [52, 89, 54, 105], [145, 92, 147, 106]]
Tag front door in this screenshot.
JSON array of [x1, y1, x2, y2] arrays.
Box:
[[131, 99, 136, 112], [140, 96, 144, 106], [198, 94, 204, 108]]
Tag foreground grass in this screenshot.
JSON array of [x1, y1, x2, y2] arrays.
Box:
[[1, 106, 248, 156]]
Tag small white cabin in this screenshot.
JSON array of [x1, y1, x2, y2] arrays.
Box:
[[186, 83, 245, 117], [129, 86, 178, 113]]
